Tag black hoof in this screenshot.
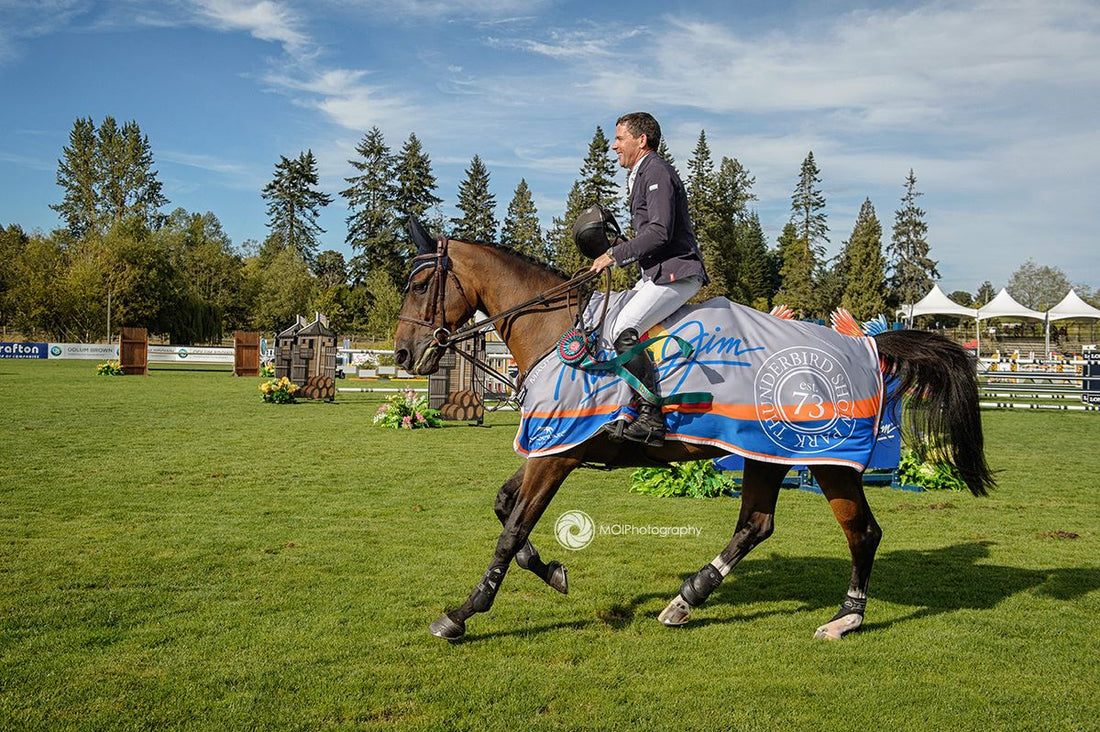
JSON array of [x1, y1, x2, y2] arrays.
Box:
[[429, 613, 465, 640], [546, 561, 569, 595]]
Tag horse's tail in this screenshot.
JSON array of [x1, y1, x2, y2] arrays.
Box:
[[873, 329, 995, 496]]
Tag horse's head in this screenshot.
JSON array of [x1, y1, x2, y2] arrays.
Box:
[[393, 218, 478, 375]]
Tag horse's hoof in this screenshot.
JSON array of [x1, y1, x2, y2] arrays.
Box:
[[547, 561, 569, 595], [429, 613, 466, 640], [658, 595, 691, 626], [813, 613, 863, 640]]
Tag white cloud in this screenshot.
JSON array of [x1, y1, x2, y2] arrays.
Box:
[[192, 0, 309, 54]]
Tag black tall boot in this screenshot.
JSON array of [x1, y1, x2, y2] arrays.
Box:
[[613, 328, 666, 447]]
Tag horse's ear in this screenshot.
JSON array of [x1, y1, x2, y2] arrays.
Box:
[[407, 216, 435, 255]]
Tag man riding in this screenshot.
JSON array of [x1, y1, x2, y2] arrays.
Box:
[[585, 111, 709, 447]]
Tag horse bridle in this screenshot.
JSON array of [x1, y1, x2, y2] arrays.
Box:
[[398, 236, 475, 349], [397, 235, 607, 391]]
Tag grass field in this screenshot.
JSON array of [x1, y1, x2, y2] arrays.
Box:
[[1, 360, 1098, 731]]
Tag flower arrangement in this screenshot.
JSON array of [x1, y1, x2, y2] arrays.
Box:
[[259, 376, 299, 404], [373, 388, 442, 429], [96, 360, 124, 376], [258, 362, 275, 378], [895, 449, 968, 491]]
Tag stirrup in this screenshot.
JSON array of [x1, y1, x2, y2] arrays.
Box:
[[601, 418, 627, 443]]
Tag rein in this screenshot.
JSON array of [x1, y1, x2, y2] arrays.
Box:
[[398, 236, 610, 392]]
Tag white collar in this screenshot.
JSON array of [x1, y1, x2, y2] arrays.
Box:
[[628, 151, 651, 195]]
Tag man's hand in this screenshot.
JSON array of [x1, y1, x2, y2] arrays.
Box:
[[590, 251, 615, 273]]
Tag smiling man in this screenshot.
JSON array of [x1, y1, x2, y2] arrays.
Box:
[[588, 111, 709, 446]]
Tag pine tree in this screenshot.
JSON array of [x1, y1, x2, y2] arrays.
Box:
[[341, 127, 404, 286], [711, 156, 757, 301], [501, 178, 546, 260], [393, 132, 442, 225], [888, 169, 938, 307], [840, 198, 887, 319], [262, 149, 333, 265], [974, 280, 996, 307], [578, 126, 622, 219], [776, 221, 814, 315], [450, 155, 498, 241], [547, 181, 588, 275], [738, 212, 770, 308], [790, 151, 829, 261], [656, 137, 676, 171]]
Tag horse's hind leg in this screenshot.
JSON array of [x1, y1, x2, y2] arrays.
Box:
[[495, 463, 568, 594], [658, 458, 787, 626], [810, 465, 882, 640]]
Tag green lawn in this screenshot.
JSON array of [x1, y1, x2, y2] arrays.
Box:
[[1, 360, 1097, 731]]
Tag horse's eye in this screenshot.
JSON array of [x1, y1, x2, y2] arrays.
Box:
[[412, 281, 429, 294]]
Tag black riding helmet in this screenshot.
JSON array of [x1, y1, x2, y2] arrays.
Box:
[[572, 204, 623, 259]]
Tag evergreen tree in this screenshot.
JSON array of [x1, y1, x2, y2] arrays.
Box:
[[656, 137, 676, 172], [341, 127, 403, 286], [790, 151, 829, 261], [776, 221, 815, 315], [738, 212, 771, 308], [974, 280, 996, 307], [450, 154, 498, 241], [888, 169, 938, 307], [501, 178, 546, 260], [840, 198, 887, 319], [262, 150, 333, 265], [393, 132, 442, 226], [547, 181, 588, 275], [579, 126, 622, 219], [710, 156, 757, 302]]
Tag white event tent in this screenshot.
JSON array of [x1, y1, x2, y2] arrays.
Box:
[[1045, 289, 1100, 353], [900, 285, 1100, 356], [975, 288, 1046, 355]]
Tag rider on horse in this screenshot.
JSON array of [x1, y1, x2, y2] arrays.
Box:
[[581, 111, 709, 447]]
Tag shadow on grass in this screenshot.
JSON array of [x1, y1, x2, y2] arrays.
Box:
[[463, 542, 1100, 639], [698, 541, 1100, 632]]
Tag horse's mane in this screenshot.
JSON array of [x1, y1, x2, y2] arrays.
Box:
[[454, 238, 571, 282]]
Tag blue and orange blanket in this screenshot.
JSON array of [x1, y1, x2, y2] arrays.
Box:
[[514, 294, 887, 470]]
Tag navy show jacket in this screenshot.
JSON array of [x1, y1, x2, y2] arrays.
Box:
[[610, 152, 709, 286]]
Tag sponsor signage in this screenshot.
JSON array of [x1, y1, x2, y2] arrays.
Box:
[[0, 341, 49, 359], [48, 343, 119, 360], [1084, 352, 1100, 404], [147, 345, 234, 363]]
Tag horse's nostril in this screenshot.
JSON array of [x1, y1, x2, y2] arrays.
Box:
[[394, 349, 410, 368]]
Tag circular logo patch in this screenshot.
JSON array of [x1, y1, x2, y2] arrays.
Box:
[[754, 346, 857, 454], [554, 510, 595, 550]]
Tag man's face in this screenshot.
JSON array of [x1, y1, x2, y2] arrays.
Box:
[[612, 123, 647, 170]]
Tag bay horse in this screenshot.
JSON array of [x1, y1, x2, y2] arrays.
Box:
[[393, 225, 994, 641]]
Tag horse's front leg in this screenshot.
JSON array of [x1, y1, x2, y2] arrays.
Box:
[[495, 463, 569, 594], [430, 456, 581, 640], [659, 459, 787, 626], [810, 465, 882, 640]]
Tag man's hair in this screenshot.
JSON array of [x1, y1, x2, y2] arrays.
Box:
[[616, 112, 661, 151]]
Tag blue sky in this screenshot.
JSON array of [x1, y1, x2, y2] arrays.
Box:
[[1, 0, 1097, 296]]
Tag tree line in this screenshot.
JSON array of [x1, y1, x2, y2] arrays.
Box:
[[1, 116, 1091, 344]]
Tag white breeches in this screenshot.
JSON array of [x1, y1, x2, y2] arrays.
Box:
[[609, 275, 703, 341]]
